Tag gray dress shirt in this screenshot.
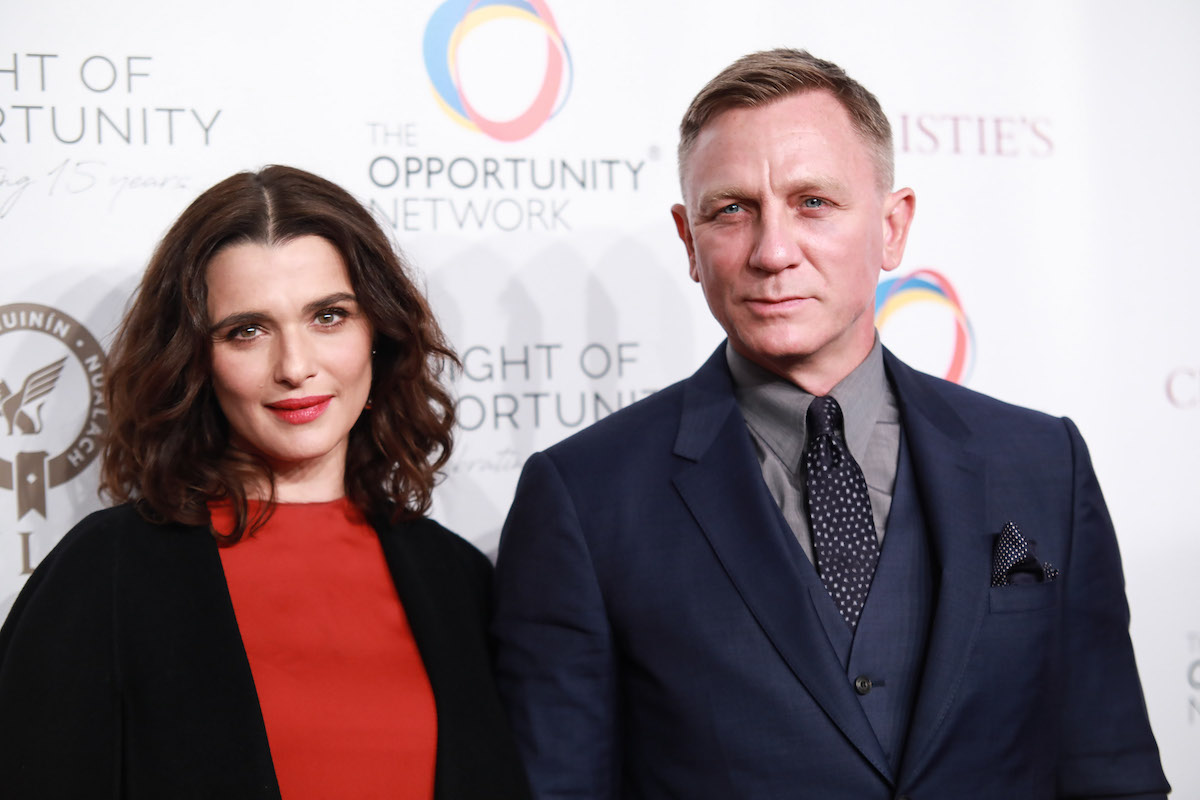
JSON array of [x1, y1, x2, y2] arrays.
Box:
[[727, 337, 901, 565]]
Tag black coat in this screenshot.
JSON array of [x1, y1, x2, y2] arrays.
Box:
[[0, 504, 531, 799]]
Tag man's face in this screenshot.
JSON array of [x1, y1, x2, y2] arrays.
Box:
[[672, 90, 914, 392]]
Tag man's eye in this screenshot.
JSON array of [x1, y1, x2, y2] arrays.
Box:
[[719, 203, 742, 215], [802, 197, 826, 209]]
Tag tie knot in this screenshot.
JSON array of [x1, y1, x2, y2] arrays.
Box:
[[806, 395, 844, 438]]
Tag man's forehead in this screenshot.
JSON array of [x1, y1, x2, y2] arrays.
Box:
[[695, 89, 851, 147], [680, 90, 883, 200], [684, 94, 855, 175]]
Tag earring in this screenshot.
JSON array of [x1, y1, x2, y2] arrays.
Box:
[[364, 398, 373, 410]]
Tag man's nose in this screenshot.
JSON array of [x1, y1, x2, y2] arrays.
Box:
[[748, 206, 803, 273], [273, 330, 317, 387]]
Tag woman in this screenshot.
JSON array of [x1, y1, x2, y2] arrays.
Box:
[[0, 166, 530, 799]]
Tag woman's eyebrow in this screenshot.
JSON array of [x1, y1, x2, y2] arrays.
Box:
[[302, 292, 358, 315]]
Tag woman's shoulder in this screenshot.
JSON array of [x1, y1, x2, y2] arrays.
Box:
[[33, 504, 144, 571], [23, 504, 212, 595], [375, 515, 492, 581], [0, 505, 148, 653], [54, 503, 204, 552], [376, 512, 471, 548], [67, 502, 144, 533]]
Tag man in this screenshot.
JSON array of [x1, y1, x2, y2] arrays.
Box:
[[492, 49, 1169, 799]]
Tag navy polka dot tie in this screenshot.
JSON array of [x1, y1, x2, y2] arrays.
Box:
[[805, 395, 880, 630]]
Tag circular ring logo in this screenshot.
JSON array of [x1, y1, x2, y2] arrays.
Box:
[[875, 269, 975, 384], [0, 303, 107, 521], [423, 0, 573, 142]]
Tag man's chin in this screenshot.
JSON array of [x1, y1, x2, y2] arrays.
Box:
[[731, 335, 820, 366]]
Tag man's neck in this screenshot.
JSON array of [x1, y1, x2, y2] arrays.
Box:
[[733, 336, 877, 396]]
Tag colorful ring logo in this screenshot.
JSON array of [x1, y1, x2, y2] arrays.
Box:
[[423, 0, 573, 142], [875, 269, 975, 384]]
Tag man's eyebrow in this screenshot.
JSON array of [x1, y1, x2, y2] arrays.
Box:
[[696, 186, 754, 211], [777, 175, 848, 197], [695, 176, 848, 211]]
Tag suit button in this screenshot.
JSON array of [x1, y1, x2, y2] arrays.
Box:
[[854, 675, 872, 695]]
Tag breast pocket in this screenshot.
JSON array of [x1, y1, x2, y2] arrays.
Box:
[[988, 579, 1059, 613]]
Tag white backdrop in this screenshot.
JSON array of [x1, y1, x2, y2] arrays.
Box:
[[3, 0, 1198, 793]]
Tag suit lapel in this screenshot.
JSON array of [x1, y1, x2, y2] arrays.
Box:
[[672, 348, 893, 780], [883, 352, 993, 782]]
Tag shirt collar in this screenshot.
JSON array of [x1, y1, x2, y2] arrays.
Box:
[[727, 335, 888, 470]]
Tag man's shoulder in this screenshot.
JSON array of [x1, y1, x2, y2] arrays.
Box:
[[886, 350, 1064, 432], [546, 344, 736, 457], [544, 376, 690, 461], [888, 352, 1075, 460]]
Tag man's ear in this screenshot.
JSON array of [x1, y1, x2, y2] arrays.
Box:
[[671, 203, 699, 281], [881, 188, 916, 273]]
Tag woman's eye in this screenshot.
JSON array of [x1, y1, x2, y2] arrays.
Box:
[[230, 325, 259, 340], [315, 309, 347, 326]]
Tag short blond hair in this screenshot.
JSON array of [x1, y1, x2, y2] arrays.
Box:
[[678, 48, 894, 192]]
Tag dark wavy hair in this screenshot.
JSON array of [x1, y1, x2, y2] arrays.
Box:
[[100, 165, 459, 542]]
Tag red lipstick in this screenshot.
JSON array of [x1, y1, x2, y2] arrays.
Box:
[[266, 395, 332, 424]]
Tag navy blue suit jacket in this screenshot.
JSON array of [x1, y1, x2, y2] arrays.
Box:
[[493, 345, 1168, 799]]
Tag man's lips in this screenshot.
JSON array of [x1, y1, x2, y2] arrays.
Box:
[[745, 296, 812, 310], [266, 395, 333, 424]]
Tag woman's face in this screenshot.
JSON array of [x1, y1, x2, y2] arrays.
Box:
[[206, 235, 373, 498]]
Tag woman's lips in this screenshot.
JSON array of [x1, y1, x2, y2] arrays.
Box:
[[266, 395, 332, 424]]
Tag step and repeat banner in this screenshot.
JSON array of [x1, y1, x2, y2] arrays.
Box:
[[4, 0, 1198, 792]]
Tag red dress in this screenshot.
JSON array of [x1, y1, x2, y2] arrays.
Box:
[[212, 498, 437, 800]]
